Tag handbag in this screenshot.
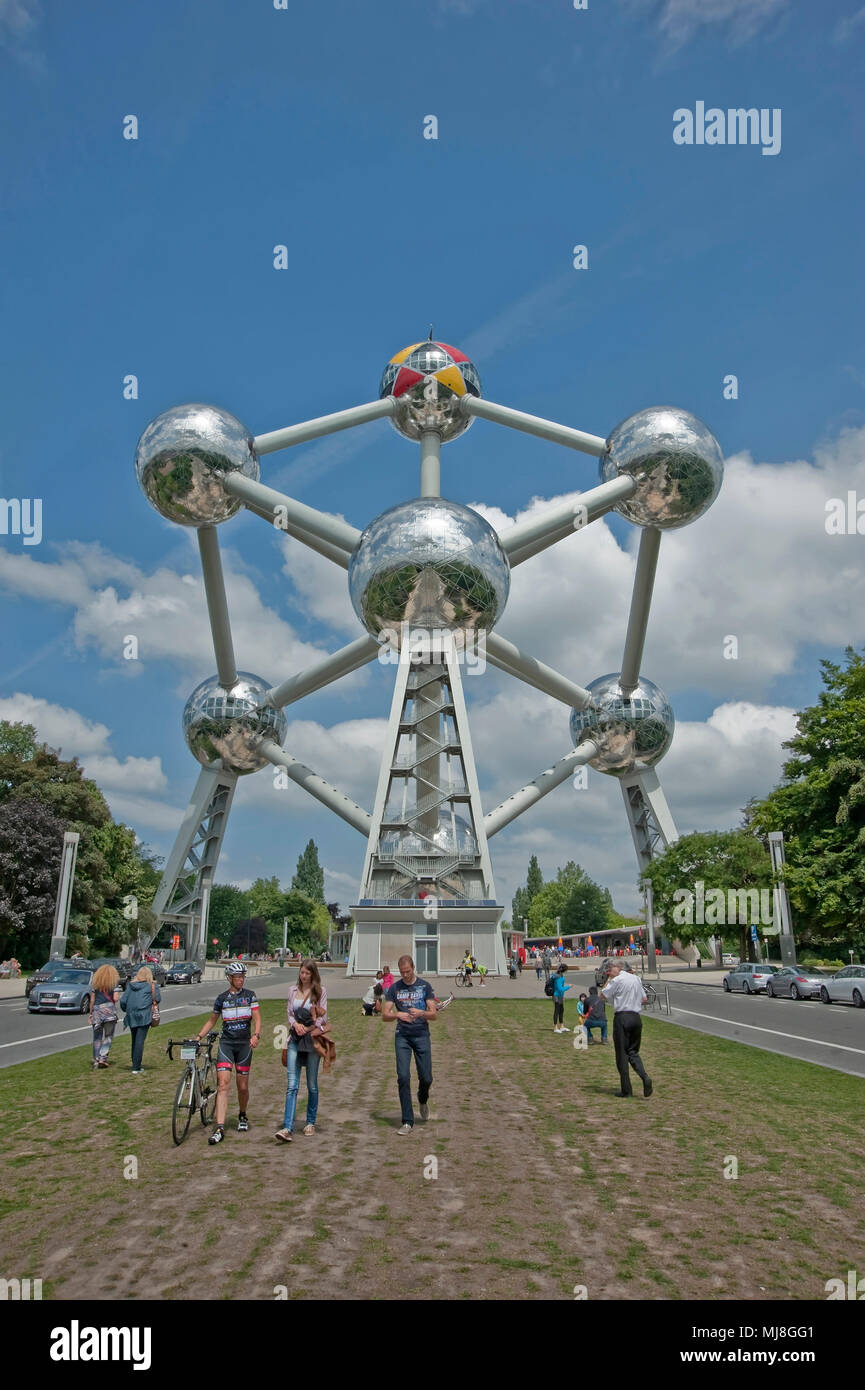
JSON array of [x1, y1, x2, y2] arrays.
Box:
[[150, 982, 160, 1026]]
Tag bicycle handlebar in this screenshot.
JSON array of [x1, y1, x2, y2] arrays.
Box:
[[165, 1035, 221, 1060]]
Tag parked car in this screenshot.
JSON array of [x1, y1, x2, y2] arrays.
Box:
[[722, 962, 779, 994], [766, 965, 833, 1000], [25, 959, 91, 998], [820, 965, 865, 1007], [164, 961, 202, 985], [722, 953, 739, 966], [28, 969, 93, 1014], [594, 958, 634, 986], [138, 960, 167, 986]]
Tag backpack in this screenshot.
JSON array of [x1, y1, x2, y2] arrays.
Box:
[[544, 978, 556, 997]]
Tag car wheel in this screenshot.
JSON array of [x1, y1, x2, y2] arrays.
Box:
[[723, 978, 730, 992], [853, 989, 864, 1009], [766, 982, 774, 997], [80, 996, 91, 1014], [790, 984, 800, 1000], [742, 980, 751, 994], [821, 986, 832, 1004]]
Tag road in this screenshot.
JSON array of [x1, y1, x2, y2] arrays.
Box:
[[2, 969, 864, 1077]]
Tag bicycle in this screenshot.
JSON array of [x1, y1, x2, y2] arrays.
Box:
[[166, 1035, 220, 1145], [642, 982, 658, 1008], [454, 965, 477, 987]]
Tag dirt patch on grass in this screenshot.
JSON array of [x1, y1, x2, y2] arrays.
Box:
[[1, 1000, 863, 1301]]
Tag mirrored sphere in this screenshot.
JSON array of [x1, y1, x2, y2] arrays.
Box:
[[135, 403, 259, 527], [348, 498, 509, 642], [380, 810, 477, 860], [600, 406, 723, 529], [570, 673, 674, 778], [379, 340, 481, 442], [182, 672, 286, 775]]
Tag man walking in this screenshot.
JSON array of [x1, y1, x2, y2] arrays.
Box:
[[601, 963, 652, 1097], [542, 947, 553, 984], [382, 955, 437, 1135]]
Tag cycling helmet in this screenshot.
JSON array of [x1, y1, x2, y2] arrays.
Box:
[[224, 961, 248, 978]]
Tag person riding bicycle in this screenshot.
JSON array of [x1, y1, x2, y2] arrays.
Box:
[[195, 961, 261, 1145]]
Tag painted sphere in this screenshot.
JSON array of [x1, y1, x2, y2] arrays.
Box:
[[182, 672, 286, 775], [135, 403, 259, 527], [600, 406, 723, 529], [348, 498, 509, 642], [570, 673, 674, 777], [379, 339, 481, 442]]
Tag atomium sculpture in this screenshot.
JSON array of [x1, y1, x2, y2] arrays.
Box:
[[139, 334, 723, 974]]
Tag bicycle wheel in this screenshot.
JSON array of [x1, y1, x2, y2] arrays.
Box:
[[199, 1059, 217, 1126], [644, 985, 657, 1008], [171, 1066, 196, 1146]]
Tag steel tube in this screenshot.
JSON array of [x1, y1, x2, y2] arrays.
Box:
[[253, 397, 395, 455], [259, 740, 372, 835], [266, 635, 382, 710], [461, 396, 607, 456], [619, 527, 661, 695], [484, 632, 591, 708], [221, 474, 360, 556], [484, 742, 599, 838], [420, 431, 441, 498], [242, 498, 351, 569], [197, 526, 239, 689], [500, 475, 637, 566]]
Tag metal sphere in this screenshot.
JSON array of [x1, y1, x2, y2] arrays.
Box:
[[380, 810, 477, 860], [348, 498, 509, 642], [135, 403, 259, 527], [182, 672, 286, 775], [570, 674, 674, 778], [379, 340, 481, 442], [600, 406, 723, 529]]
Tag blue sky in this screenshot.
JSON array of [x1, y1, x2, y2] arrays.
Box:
[[1, 0, 864, 915]]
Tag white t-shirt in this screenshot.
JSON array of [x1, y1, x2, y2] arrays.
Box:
[[602, 971, 647, 1013]]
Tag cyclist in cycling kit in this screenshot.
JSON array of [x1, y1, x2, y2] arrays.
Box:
[[196, 962, 260, 1145]]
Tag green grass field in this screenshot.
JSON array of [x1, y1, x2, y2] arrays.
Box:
[[1, 999, 862, 1301]]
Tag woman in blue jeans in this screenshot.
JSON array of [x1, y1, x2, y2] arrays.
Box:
[[275, 960, 327, 1142]]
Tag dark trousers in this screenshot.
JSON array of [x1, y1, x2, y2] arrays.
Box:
[[553, 1000, 564, 1026], [130, 1025, 149, 1070], [613, 1011, 650, 1094], [395, 1030, 432, 1126]]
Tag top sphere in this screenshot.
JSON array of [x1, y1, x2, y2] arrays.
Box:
[[348, 497, 509, 642], [135, 403, 259, 527], [600, 406, 723, 529], [182, 672, 286, 775], [379, 339, 481, 442], [570, 673, 674, 778]]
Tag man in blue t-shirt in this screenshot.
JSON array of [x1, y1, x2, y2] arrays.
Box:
[[383, 954, 437, 1135]]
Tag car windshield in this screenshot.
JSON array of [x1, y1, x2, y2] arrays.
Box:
[[170, 963, 191, 970], [755, 965, 777, 972], [42, 971, 89, 984]]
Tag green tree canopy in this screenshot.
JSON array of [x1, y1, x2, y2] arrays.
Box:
[[748, 646, 865, 954], [641, 829, 773, 960], [292, 840, 324, 902], [527, 861, 608, 938], [208, 884, 251, 956]]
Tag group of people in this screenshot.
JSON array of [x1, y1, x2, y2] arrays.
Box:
[[89, 963, 162, 1073], [360, 965, 394, 1014], [549, 961, 653, 1097]]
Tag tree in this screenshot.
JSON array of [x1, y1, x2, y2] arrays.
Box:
[[526, 854, 543, 904], [230, 917, 267, 956], [641, 829, 773, 961], [292, 840, 324, 903], [209, 884, 251, 956], [748, 647, 865, 955], [0, 798, 64, 967], [527, 861, 607, 939]]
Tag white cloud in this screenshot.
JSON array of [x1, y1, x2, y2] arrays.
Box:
[[626, 0, 790, 51], [0, 692, 111, 756]]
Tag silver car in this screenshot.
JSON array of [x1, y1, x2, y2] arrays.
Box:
[[766, 965, 833, 1000], [722, 962, 779, 994], [820, 965, 865, 1008], [27, 968, 93, 1014]]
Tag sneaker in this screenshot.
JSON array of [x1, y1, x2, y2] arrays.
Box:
[[437, 994, 454, 1010], [131, 1070, 142, 1075], [303, 1123, 315, 1136], [397, 1123, 413, 1135], [237, 1114, 249, 1132], [208, 1126, 225, 1145], [643, 1080, 653, 1098], [418, 1101, 429, 1121], [560, 1026, 571, 1033], [274, 1128, 293, 1143]]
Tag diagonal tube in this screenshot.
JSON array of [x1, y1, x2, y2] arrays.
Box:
[[242, 496, 352, 569], [197, 527, 238, 689], [619, 527, 661, 695], [484, 632, 591, 708], [221, 474, 360, 557], [499, 475, 637, 567], [266, 635, 382, 710], [259, 740, 372, 835], [253, 398, 395, 454], [484, 742, 599, 839], [460, 396, 607, 456]]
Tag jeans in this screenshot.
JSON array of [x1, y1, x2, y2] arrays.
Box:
[[552, 1000, 564, 1026], [613, 1010, 650, 1094], [92, 1020, 116, 1062], [283, 1039, 320, 1130], [585, 1018, 608, 1042], [130, 1024, 149, 1070], [395, 1030, 432, 1126]]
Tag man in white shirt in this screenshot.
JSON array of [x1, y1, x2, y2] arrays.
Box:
[[601, 963, 653, 1098]]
